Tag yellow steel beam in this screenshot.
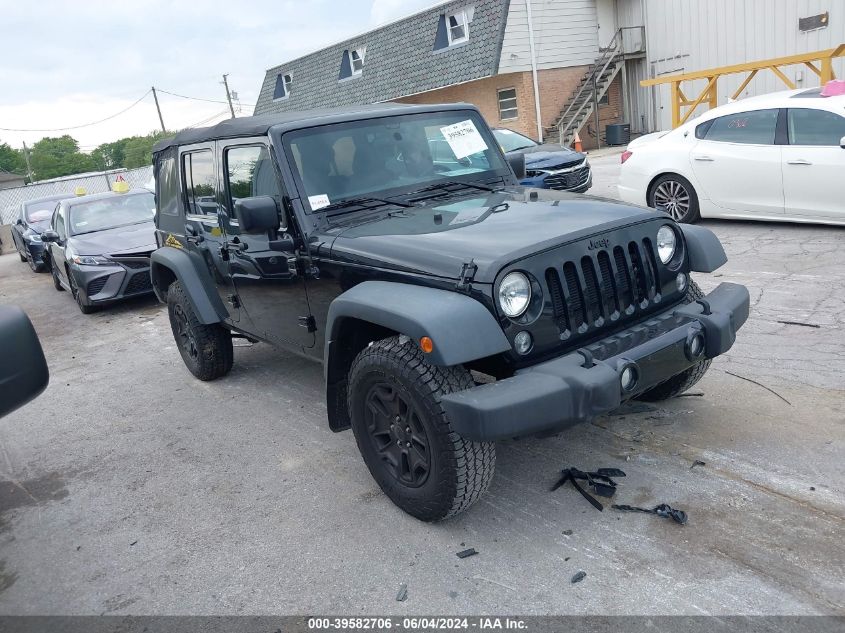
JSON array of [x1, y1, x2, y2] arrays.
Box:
[[769, 65, 796, 89], [731, 69, 758, 99], [804, 61, 821, 77], [678, 76, 718, 126], [641, 47, 844, 86]]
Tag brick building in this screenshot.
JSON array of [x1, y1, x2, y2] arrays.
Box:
[[253, 0, 646, 149]]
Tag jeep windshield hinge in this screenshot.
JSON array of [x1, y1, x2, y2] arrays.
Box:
[[298, 315, 317, 332], [456, 259, 477, 292]]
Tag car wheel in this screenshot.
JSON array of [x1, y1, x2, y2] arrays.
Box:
[[50, 257, 65, 292], [348, 336, 495, 522], [167, 281, 233, 381], [19, 249, 27, 263], [27, 253, 45, 273], [637, 280, 712, 401], [649, 174, 701, 223], [67, 269, 98, 314]]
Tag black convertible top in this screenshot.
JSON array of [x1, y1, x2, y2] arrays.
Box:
[[152, 102, 477, 153]]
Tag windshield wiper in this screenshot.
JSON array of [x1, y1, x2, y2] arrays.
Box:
[[322, 196, 413, 212], [405, 179, 498, 201]]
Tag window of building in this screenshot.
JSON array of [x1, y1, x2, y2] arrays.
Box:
[[702, 109, 779, 145], [787, 108, 845, 146], [598, 92, 609, 106], [497, 88, 518, 120], [351, 47, 366, 74], [273, 73, 292, 100], [182, 150, 218, 216], [447, 9, 470, 45]]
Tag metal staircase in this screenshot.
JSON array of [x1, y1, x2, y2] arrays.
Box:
[[546, 29, 626, 146]]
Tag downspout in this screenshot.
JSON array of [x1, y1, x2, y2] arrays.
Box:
[[525, 0, 543, 142]]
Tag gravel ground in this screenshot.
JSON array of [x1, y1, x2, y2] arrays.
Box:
[[0, 156, 843, 615]]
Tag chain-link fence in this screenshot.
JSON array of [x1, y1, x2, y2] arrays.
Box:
[[0, 166, 154, 225]]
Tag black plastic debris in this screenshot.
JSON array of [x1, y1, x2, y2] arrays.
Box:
[[551, 468, 626, 511], [396, 583, 408, 602], [571, 571, 587, 584], [690, 460, 706, 470], [456, 548, 478, 559], [612, 503, 688, 525]]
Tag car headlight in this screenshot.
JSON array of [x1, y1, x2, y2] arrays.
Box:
[[498, 272, 531, 318], [72, 255, 109, 266], [26, 232, 42, 243], [656, 225, 677, 264]]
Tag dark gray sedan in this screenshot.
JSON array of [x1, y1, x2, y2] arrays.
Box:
[[11, 193, 73, 272], [41, 189, 157, 314]]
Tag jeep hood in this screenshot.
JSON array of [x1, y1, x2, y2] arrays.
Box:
[[325, 189, 657, 283], [69, 221, 157, 256]]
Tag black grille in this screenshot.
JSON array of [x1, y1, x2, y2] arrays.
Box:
[[544, 164, 591, 191], [124, 271, 152, 295], [546, 240, 660, 336], [117, 258, 150, 269], [87, 276, 108, 297]]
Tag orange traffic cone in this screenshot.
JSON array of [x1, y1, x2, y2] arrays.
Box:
[[573, 132, 583, 153]]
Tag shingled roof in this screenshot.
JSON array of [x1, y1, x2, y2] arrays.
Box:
[[254, 0, 511, 115]]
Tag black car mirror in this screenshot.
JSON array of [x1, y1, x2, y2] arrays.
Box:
[[233, 196, 280, 234], [840, 135, 845, 149], [41, 229, 59, 243], [0, 306, 49, 419], [507, 153, 526, 180], [15, 218, 23, 225]]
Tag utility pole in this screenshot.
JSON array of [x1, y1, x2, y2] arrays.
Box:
[[222, 74, 236, 118], [21, 142, 33, 182], [151, 87, 166, 132]]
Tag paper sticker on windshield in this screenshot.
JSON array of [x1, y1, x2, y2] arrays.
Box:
[[308, 194, 331, 210], [440, 120, 488, 159]]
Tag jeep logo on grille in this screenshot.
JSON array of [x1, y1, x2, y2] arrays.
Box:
[[588, 237, 610, 251]]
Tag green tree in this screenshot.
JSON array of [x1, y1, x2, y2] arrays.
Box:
[[0, 142, 25, 175], [123, 130, 172, 169], [91, 138, 128, 170], [29, 135, 95, 180]]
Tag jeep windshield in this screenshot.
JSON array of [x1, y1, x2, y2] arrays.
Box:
[[283, 110, 509, 213]]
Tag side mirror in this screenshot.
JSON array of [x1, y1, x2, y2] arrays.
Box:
[[840, 135, 845, 149], [233, 196, 280, 234], [41, 229, 59, 243], [0, 306, 49, 419], [506, 153, 526, 180], [16, 218, 23, 225]]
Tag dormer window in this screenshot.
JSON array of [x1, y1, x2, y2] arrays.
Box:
[[351, 47, 366, 74], [273, 73, 292, 100], [447, 9, 470, 45]]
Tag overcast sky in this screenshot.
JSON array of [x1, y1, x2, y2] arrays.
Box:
[[0, 0, 437, 151]]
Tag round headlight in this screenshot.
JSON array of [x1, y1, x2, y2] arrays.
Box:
[[498, 272, 531, 318], [656, 225, 677, 264]]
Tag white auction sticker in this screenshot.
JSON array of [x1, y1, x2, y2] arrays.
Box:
[[308, 194, 331, 210], [440, 119, 488, 159]]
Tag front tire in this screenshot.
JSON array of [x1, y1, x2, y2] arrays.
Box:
[[167, 281, 233, 381], [67, 268, 98, 314], [50, 257, 65, 291], [649, 174, 701, 224], [637, 280, 712, 401], [348, 337, 495, 522]]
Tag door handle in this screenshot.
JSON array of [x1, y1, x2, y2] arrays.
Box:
[[692, 154, 714, 161], [786, 159, 812, 165]]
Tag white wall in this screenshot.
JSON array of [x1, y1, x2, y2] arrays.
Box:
[[498, 0, 601, 72], [630, 0, 845, 130]]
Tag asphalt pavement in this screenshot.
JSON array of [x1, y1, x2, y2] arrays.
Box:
[[0, 156, 843, 615]]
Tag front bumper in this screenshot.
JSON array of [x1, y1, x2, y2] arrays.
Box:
[[70, 262, 153, 307], [441, 282, 750, 441]]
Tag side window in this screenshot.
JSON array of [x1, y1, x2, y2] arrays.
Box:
[[156, 154, 179, 216], [703, 109, 778, 145], [182, 150, 218, 216], [224, 145, 285, 231], [55, 207, 67, 240], [788, 108, 845, 146]]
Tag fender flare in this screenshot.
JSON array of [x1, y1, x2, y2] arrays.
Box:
[[325, 280, 511, 374], [150, 247, 228, 324], [680, 224, 727, 273]]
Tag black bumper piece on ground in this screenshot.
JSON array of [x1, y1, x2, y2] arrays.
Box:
[[441, 282, 750, 441]]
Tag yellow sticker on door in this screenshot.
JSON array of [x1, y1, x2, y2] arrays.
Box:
[[165, 234, 183, 249]]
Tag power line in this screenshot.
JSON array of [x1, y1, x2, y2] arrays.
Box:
[[185, 108, 232, 129], [0, 90, 152, 132], [156, 87, 256, 108]]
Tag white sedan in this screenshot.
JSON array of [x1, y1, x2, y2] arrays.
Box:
[[618, 84, 845, 225]]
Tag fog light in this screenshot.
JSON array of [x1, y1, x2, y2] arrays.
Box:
[[676, 273, 687, 293], [690, 333, 705, 358], [620, 366, 638, 391], [514, 331, 533, 355]]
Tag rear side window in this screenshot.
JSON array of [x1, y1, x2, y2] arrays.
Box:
[[787, 108, 845, 146], [702, 109, 779, 144], [156, 153, 180, 216], [182, 150, 218, 216]]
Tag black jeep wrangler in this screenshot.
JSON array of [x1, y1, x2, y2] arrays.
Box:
[[150, 103, 749, 521]]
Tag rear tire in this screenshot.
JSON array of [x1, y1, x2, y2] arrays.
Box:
[[649, 174, 701, 224], [348, 336, 495, 522], [167, 281, 233, 381], [19, 250, 27, 262], [637, 280, 712, 401]]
